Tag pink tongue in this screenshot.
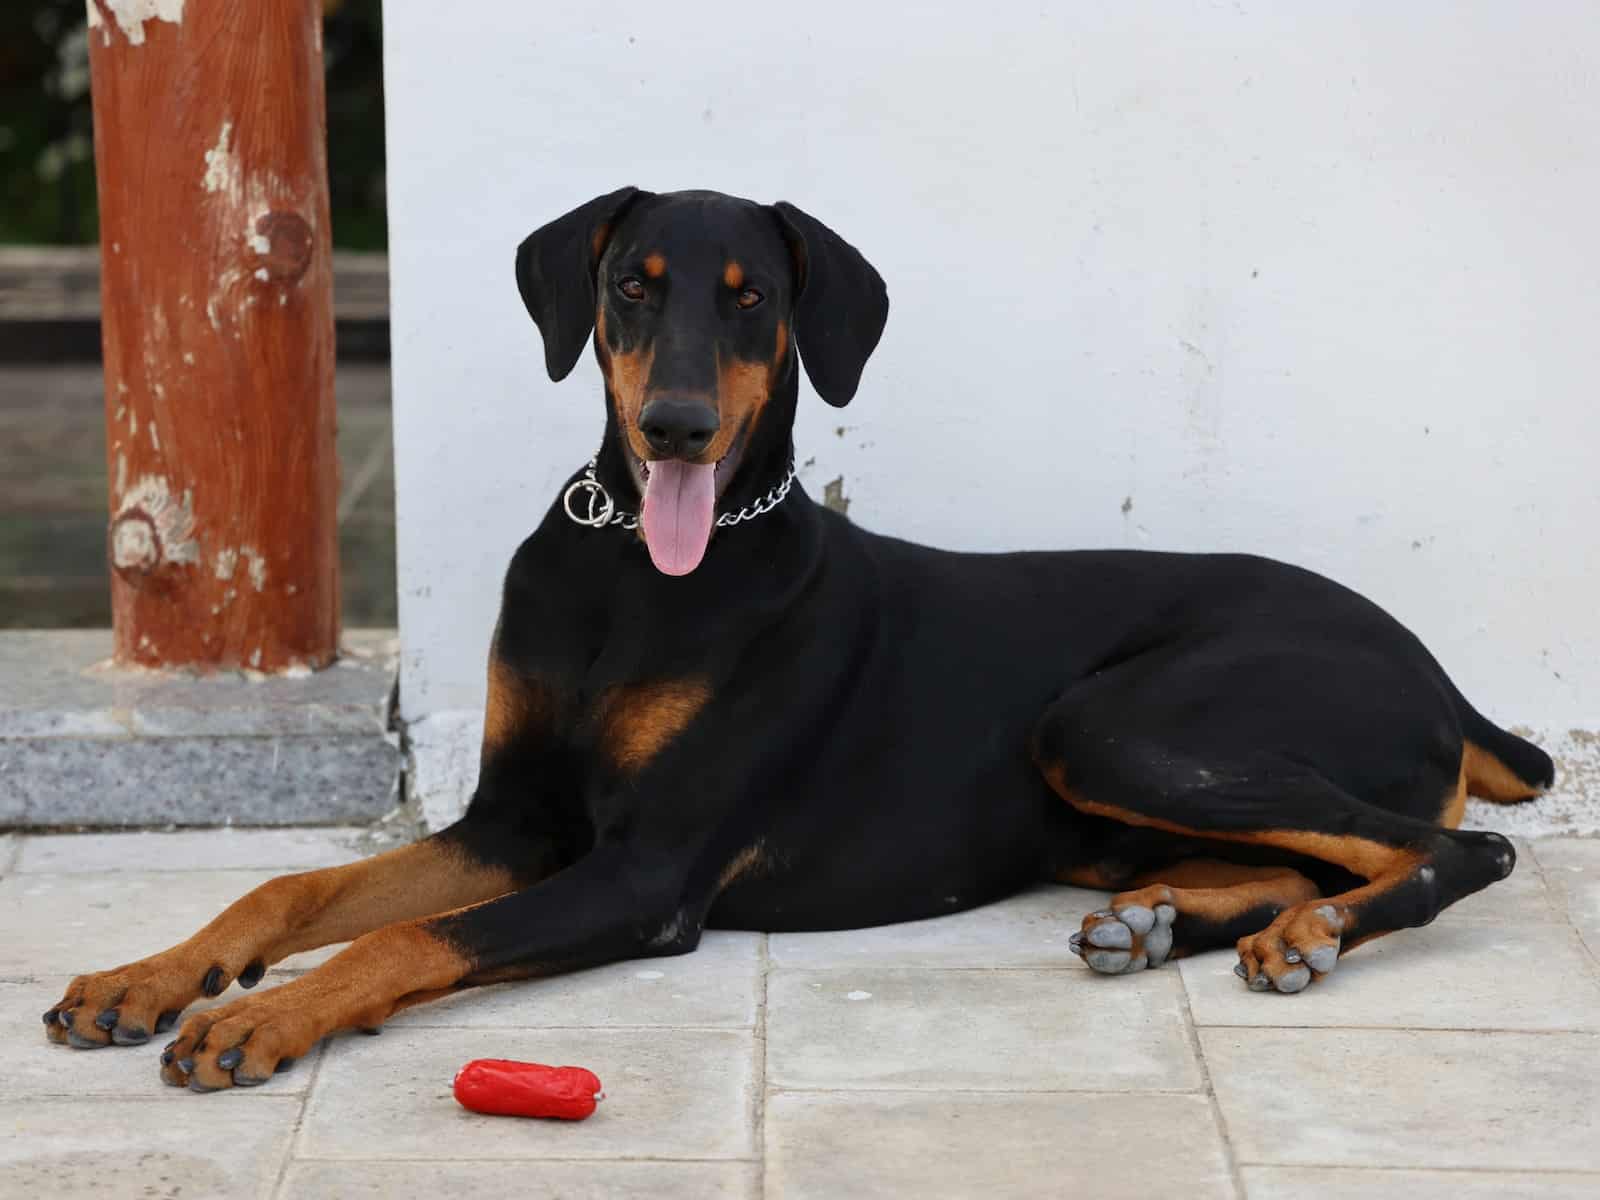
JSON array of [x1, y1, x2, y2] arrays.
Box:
[[641, 460, 716, 576]]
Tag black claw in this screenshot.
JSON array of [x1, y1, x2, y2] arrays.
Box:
[[359, 1026, 383, 1036], [177, 1057, 195, 1074], [160, 1047, 175, 1066], [66, 1031, 105, 1049], [57, 1009, 75, 1028], [41, 1009, 58, 1027], [187, 1076, 220, 1093], [94, 1008, 120, 1032], [155, 1011, 180, 1034], [275, 1057, 296, 1074], [237, 960, 266, 989], [200, 967, 226, 997], [216, 1047, 243, 1070], [233, 1073, 269, 1087], [112, 1025, 150, 1046]]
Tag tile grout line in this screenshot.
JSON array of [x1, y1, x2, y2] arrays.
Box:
[[762, 1085, 1209, 1097], [1190, 1024, 1600, 1037], [387, 1022, 759, 1033], [1234, 1160, 1600, 1177], [1176, 963, 1248, 1200], [286, 1154, 761, 1165], [754, 932, 770, 1200], [271, 1035, 331, 1198], [1528, 840, 1600, 977]]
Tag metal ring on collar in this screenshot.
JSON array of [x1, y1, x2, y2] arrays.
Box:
[[562, 476, 615, 528]]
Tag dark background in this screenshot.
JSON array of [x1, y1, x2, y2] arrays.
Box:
[[0, 0, 388, 249]]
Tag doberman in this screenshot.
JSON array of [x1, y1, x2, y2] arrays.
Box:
[[43, 187, 1552, 1089]]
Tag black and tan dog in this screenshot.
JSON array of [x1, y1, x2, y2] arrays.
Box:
[[44, 188, 1551, 1090]]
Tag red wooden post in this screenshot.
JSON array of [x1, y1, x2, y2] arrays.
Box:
[[87, 0, 339, 671]]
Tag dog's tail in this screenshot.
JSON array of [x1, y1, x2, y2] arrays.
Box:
[[1451, 690, 1554, 803]]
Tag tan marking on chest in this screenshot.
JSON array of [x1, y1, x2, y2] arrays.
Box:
[[483, 657, 555, 756], [595, 679, 712, 774]]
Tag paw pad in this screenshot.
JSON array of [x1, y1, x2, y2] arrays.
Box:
[[1070, 901, 1177, 975]]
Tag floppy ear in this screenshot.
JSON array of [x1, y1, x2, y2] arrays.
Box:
[[515, 186, 645, 381], [772, 201, 890, 407]]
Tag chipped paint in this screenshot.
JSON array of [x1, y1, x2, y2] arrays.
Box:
[[248, 233, 271, 254], [114, 451, 127, 496], [128, 410, 138, 437], [254, 267, 270, 282], [110, 474, 199, 571], [201, 120, 237, 195], [215, 547, 238, 580], [96, 1, 187, 48], [822, 476, 850, 515], [182, 351, 195, 365], [249, 648, 262, 669], [240, 545, 268, 592], [148, 422, 160, 451]]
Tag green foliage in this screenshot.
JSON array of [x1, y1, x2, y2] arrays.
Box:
[[0, 0, 388, 249]]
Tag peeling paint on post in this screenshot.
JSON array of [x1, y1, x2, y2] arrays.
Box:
[[88, 1, 187, 49], [89, 0, 338, 671]]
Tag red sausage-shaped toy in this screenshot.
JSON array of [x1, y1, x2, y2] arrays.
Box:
[[452, 1059, 604, 1120]]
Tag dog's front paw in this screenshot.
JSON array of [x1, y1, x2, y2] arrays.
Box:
[[159, 984, 324, 1092], [42, 952, 264, 1050]]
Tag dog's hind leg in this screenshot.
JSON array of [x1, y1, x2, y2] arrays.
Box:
[[1035, 698, 1515, 994], [1065, 859, 1323, 978]]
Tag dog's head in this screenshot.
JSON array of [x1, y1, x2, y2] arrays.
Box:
[[516, 188, 888, 575]]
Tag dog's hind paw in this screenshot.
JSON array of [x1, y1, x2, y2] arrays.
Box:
[[1069, 898, 1176, 974], [1234, 902, 1343, 994]]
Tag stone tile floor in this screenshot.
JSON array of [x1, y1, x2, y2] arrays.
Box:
[[2, 829, 1599, 1198]]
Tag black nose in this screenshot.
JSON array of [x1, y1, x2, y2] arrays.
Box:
[[639, 396, 719, 459]]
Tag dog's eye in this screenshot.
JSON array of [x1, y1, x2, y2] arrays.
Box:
[[736, 288, 764, 310], [616, 277, 645, 302]]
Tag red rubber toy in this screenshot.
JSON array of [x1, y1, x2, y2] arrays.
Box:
[[452, 1059, 604, 1120]]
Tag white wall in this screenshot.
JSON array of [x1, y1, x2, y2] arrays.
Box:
[[385, 1, 1600, 737]]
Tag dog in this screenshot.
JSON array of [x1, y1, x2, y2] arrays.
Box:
[[43, 187, 1551, 1089]]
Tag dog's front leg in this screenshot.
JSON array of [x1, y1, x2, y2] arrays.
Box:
[[42, 825, 544, 1050], [159, 842, 698, 1090]]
